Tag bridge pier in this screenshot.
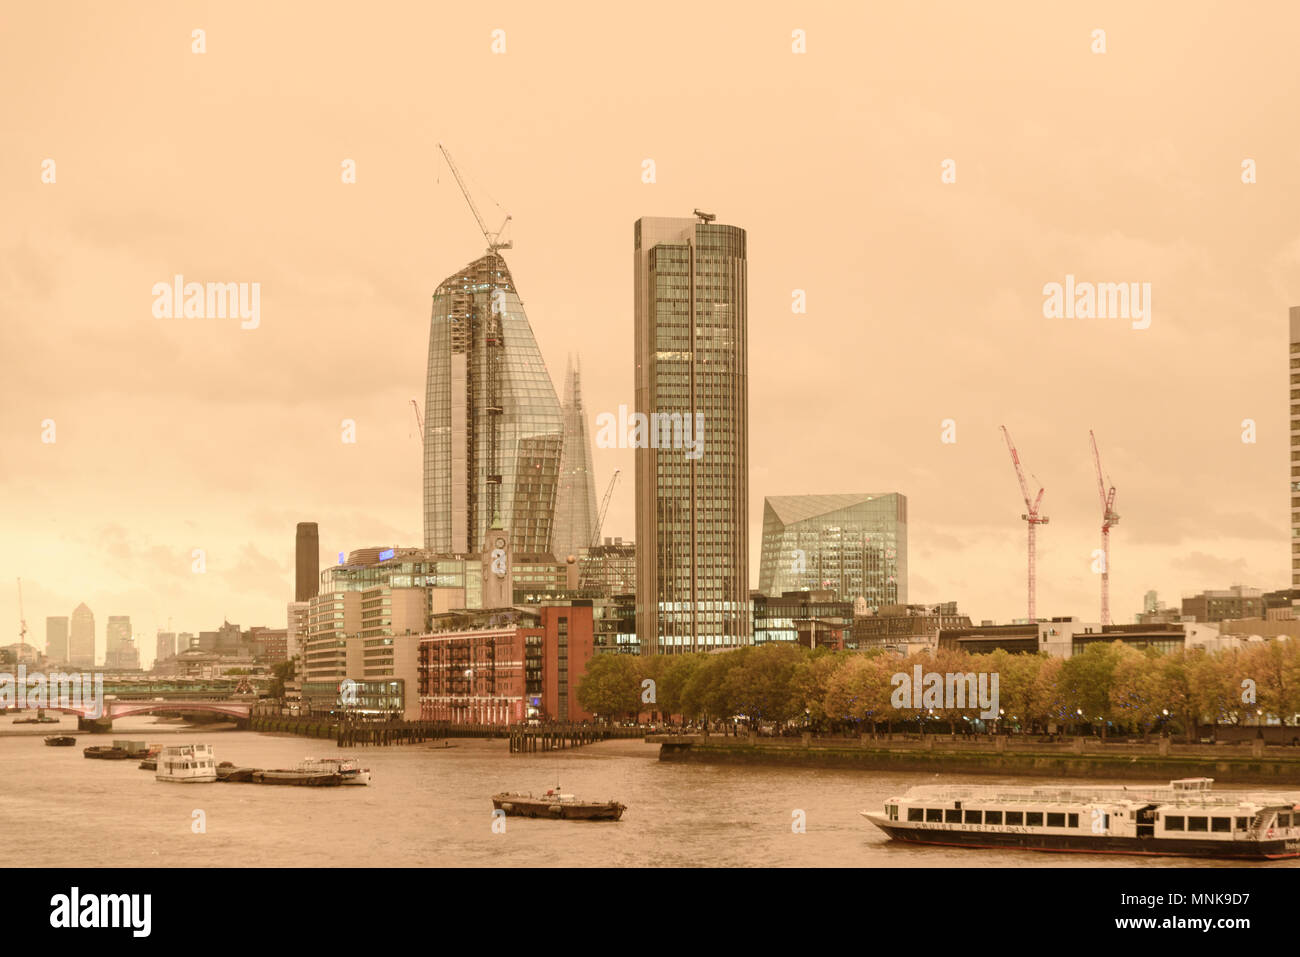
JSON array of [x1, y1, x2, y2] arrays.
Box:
[[78, 715, 113, 733]]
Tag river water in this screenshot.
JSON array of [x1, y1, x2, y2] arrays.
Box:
[[3, 714, 1296, 868]]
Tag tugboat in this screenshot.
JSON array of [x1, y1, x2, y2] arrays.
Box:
[[44, 735, 76, 747], [297, 757, 371, 785], [862, 777, 1300, 860], [492, 787, 626, 821]]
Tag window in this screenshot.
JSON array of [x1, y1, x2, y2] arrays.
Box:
[[925, 808, 942, 822], [1236, 817, 1249, 830], [944, 809, 961, 823], [985, 810, 1003, 825], [1026, 812, 1044, 827], [1068, 813, 1079, 828], [1212, 818, 1231, 833], [1006, 811, 1024, 825], [964, 810, 982, 824], [1188, 817, 1209, 832], [1281, 812, 1293, 828], [1047, 813, 1066, 828], [1166, 816, 1185, 831]]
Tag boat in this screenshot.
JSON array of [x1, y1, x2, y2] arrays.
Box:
[[491, 787, 626, 821], [297, 757, 371, 785], [155, 744, 217, 783], [83, 746, 133, 760], [216, 764, 255, 782], [138, 757, 156, 771], [14, 710, 59, 724], [251, 769, 343, 787], [861, 777, 1300, 860], [44, 735, 76, 747]]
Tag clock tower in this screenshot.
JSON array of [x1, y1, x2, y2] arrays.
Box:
[[482, 518, 513, 609]]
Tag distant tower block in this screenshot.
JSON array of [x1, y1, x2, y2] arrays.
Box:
[[296, 522, 320, 602]]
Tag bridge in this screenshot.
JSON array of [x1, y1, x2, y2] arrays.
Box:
[[47, 697, 255, 732]]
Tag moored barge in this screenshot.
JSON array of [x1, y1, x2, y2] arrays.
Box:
[[862, 777, 1300, 860], [492, 788, 626, 821]]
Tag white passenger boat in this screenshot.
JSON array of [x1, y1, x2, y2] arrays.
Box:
[[862, 777, 1300, 860], [297, 757, 371, 785], [156, 744, 217, 783]]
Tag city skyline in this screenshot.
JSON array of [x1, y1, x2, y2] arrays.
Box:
[[4, 3, 1299, 655]]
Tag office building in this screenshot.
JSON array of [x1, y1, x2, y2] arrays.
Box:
[[423, 253, 564, 557], [155, 631, 177, 664], [296, 522, 320, 602], [1181, 586, 1265, 623], [552, 353, 600, 562], [45, 616, 69, 665], [759, 493, 907, 607], [69, 603, 94, 668], [634, 213, 749, 653]]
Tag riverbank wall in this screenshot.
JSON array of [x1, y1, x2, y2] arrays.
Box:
[[648, 733, 1300, 785]]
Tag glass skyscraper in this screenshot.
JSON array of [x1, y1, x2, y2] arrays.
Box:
[[424, 253, 564, 556], [552, 353, 599, 562], [634, 215, 749, 653], [758, 493, 908, 608]]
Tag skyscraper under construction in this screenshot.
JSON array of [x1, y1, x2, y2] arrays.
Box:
[[423, 253, 564, 556]]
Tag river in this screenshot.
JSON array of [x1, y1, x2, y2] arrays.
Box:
[[3, 714, 1296, 867]]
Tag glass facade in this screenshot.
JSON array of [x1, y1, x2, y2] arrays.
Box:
[[552, 354, 600, 561], [758, 494, 908, 608], [425, 254, 564, 557], [635, 217, 750, 653]]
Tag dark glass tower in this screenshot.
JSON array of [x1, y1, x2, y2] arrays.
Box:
[[295, 522, 320, 602], [634, 215, 749, 653]]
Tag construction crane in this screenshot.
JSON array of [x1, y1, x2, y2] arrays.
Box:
[[16, 578, 27, 646], [1089, 430, 1120, 626], [410, 398, 424, 446], [1000, 426, 1049, 623], [590, 470, 621, 547], [437, 142, 512, 256]]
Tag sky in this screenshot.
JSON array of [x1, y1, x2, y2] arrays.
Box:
[[3, 1, 1299, 667]]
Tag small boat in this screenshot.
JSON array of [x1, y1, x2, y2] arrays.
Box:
[[14, 710, 59, 724], [216, 765, 255, 782], [492, 787, 626, 821], [251, 769, 343, 787], [44, 735, 76, 747], [297, 757, 371, 785], [83, 746, 132, 760], [156, 744, 217, 783], [861, 777, 1300, 860], [138, 757, 157, 771]]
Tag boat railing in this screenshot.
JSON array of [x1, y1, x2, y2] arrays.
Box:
[[900, 785, 1300, 807]]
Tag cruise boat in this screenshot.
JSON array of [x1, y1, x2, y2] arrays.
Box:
[[155, 744, 218, 783], [298, 757, 371, 785], [492, 788, 626, 821], [862, 777, 1300, 860]]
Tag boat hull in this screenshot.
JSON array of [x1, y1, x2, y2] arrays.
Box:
[[251, 770, 343, 787], [492, 796, 625, 821], [864, 817, 1300, 860], [83, 748, 132, 760], [44, 736, 76, 746]]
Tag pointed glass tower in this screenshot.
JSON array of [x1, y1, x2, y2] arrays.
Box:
[[552, 353, 600, 561], [423, 253, 564, 556]]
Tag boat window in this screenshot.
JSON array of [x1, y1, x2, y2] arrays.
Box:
[[1212, 818, 1231, 833], [925, 808, 942, 822], [1236, 817, 1248, 830], [985, 810, 1002, 825], [1281, 812, 1293, 828], [1026, 812, 1043, 827], [964, 810, 981, 824], [1166, 815, 1185, 831], [1006, 811, 1023, 825], [1068, 813, 1079, 828], [1187, 817, 1208, 832], [944, 809, 961, 823], [908, 807, 923, 822], [1047, 813, 1065, 828]]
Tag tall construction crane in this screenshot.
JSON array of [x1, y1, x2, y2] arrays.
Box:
[[590, 470, 621, 547], [410, 398, 424, 446], [437, 142, 512, 256], [16, 578, 27, 646], [1000, 426, 1049, 623], [1089, 430, 1120, 626]]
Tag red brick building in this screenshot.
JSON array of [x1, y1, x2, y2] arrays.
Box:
[[418, 602, 594, 725]]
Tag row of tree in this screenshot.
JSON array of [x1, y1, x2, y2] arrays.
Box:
[[575, 639, 1300, 738]]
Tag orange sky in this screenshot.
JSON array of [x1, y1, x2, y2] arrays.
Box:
[[3, 1, 1298, 665]]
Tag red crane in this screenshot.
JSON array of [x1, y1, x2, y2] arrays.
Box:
[[1001, 426, 1049, 622], [1089, 430, 1119, 625]]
